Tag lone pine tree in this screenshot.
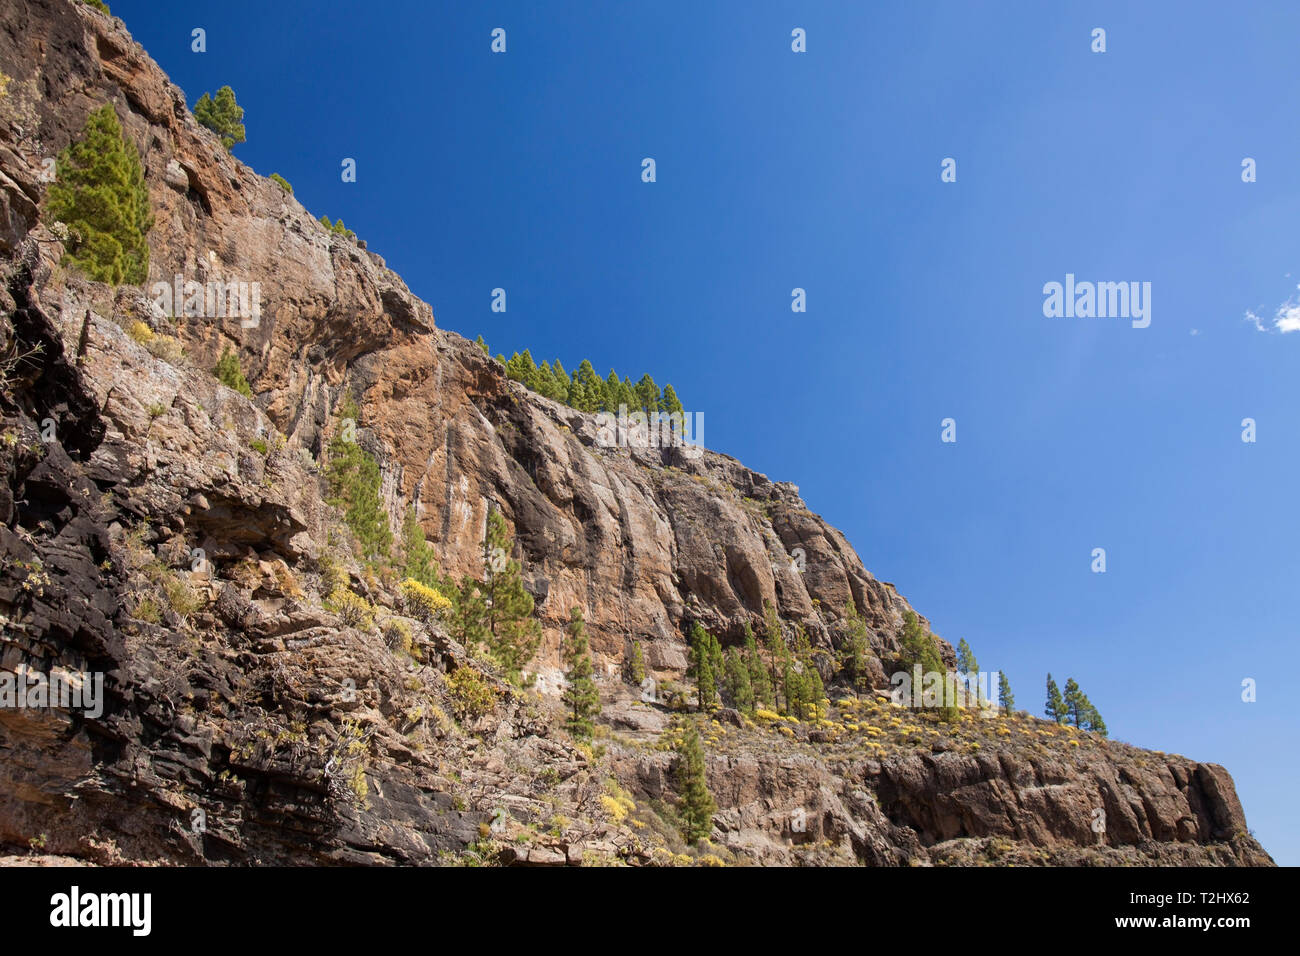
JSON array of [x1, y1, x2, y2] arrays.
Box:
[[624, 640, 646, 685], [675, 723, 716, 845], [324, 398, 392, 564], [480, 508, 542, 680], [562, 607, 600, 740], [997, 671, 1015, 713]]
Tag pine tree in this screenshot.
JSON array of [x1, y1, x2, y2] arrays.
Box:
[[709, 631, 724, 692], [536, 360, 559, 400], [722, 647, 754, 714], [449, 576, 489, 650], [46, 104, 154, 285], [619, 376, 637, 413], [518, 350, 539, 390], [573, 361, 602, 413], [784, 661, 810, 720], [1070, 684, 1107, 737], [1063, 677, 1086, 727], [792, 622, 813, 661], [956, 638, 977, 675], [603, 370, 622, 413], [804, 662, 825, 718], [743, 622, 773, 707], [955, 638, 985, 706], [661, 383, 684, 417], [315, 215, 354, 239], [401, 508, 439, 588], [1083, 698, 1107, 737], [997, 671, 1015, 713], [899, 611, 956, 720], [900, 610, 946, 679], [562, 607, 600, 739], [481, 508, 541, 680], [324, 398, 392, 563], [762, 601, 789, 710], [625, 640, 646, 685], [688, 621, 718, 711], [634, 373, 661, 414], [840, 602, 872, 693], [675, 723, 715, 845], [193, 85, 246, 150], [504, 351, 527, 383], [551, 360, 570, 403], [1045, 674, 1068, 723], [475, 335, 489, 355]]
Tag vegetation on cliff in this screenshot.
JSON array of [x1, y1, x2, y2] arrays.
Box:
[[45, 104, 153, 285], [325, 396, 393, 563], [193, 85, 246, 150], [562, 606, 600, 739], [476, 337, 686, 418], [674, 723, 716, 845], [213, 346, 253, 398]]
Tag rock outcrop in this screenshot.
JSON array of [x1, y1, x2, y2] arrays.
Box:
[[0, 0, 1273, 866]]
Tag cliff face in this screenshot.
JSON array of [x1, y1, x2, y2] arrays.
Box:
[[0, 0, 1273, 866]]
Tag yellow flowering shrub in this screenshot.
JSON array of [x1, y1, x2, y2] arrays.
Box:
[[400, 578, 452, 622]]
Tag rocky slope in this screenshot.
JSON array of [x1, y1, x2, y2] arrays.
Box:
[[0, 0, 1273, 865]]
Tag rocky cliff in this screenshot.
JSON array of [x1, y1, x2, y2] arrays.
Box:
[[0, 0, 1273, 866]]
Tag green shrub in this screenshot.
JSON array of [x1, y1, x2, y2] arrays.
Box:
[[318, 215, 356, 239], [213, 346, 252, 397], [446, 667, 497, 722], [79, 0, 110, 14], [193, 86, 245, 150], [45, 105, 153, 285], [316, 551, 349, 594], [160, 572, 203, 617], [133, 595, 160, 623], [269, 173, 292, 193], [249, 438, 268, 456], [325, 586, 374, 630]]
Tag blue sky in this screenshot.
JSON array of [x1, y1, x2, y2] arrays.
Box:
[[112, 0, 1299, 865]]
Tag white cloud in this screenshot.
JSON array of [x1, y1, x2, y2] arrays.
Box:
[[1277, 303, 1300, 333], [1246, 285, 1300, 333]]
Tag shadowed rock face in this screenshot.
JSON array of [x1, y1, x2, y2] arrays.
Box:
[[0, 0, 1273, 867]]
